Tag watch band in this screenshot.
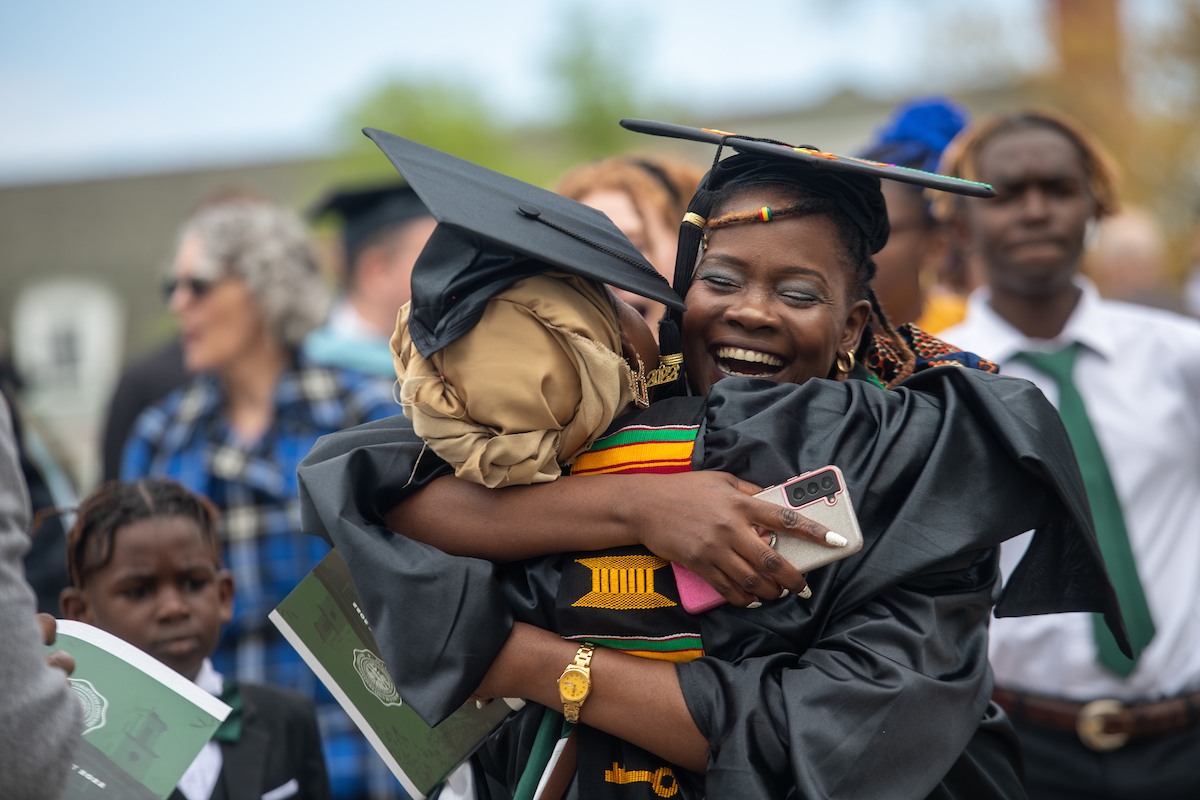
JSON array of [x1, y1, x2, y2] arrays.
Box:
[[560, 642, 596, 723], [571, 642, 595, 671]]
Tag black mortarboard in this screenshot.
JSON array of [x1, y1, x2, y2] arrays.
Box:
[[310, 184, 431, 264], [363, 127, 684, 358], [622, 118, 996, 255]]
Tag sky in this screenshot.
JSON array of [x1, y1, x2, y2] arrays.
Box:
[[1, 0, 1168, 187]]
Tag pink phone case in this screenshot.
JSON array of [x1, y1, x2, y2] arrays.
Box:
[[672, 561, 726, 614]]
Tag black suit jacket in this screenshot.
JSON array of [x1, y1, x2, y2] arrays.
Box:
[[171, 682, 331, 800]]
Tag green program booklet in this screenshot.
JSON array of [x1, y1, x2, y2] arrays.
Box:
[[48, 620, 232, 800], [270, 549, 520, 800]]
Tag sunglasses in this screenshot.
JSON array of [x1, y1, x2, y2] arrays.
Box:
[[162, 276, 219, 301]]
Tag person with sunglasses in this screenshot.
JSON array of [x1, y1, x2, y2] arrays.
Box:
[[120, 199, 402, 800]]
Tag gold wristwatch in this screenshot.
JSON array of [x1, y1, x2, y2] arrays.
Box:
[[557, 642, 595, 723]]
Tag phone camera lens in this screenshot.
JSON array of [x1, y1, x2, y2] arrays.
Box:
[[821, 475, 834, 490], [807, 482, 819, 495]]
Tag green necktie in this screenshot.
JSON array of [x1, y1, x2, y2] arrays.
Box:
[[1016, 343, 1154, 676]]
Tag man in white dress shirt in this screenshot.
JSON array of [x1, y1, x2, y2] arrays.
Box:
[[938, 109, 1200, 800]]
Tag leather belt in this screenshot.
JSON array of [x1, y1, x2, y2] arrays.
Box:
[[993, 686, 1200, 752]]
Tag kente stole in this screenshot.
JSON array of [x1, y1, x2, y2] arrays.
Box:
[[552, 401, 708, 799]]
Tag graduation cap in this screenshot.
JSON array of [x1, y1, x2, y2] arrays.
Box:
[[363, 127, 683, 358], [621, 118, 995, 198], [310, 184, 432, 265]]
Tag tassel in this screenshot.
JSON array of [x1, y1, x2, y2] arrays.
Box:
[[656, 137, 728, 397]]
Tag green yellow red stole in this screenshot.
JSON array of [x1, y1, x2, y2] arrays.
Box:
[[553, 401, 708, 799]]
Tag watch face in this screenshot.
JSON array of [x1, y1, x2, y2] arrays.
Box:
[[559, 668, 588, 701]]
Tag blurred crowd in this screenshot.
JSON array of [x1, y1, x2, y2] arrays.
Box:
[[3, 95, 1200, 800]]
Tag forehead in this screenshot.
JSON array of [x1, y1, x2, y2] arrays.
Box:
[[704, 202, 853, 285], [975, 125, 1088, 185], [95, 516, 218, 573], [580, 189, 645, 235]]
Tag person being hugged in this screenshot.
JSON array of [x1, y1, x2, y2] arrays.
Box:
[[60, 479, 331, 800]]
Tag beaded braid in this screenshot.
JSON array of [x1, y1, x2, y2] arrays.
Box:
[[66, 478, 222, 588]]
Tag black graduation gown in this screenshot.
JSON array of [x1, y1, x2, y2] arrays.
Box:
[[297, 367, 1125, 800]]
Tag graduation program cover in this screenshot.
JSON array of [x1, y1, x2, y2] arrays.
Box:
[[270, 549, 521, 800], [48, 620, 232, 800]]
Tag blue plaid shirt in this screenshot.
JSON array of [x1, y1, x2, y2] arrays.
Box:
[[122, 357, 408, 799]]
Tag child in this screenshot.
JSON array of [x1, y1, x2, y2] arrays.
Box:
[[60, 479, 331, 800]]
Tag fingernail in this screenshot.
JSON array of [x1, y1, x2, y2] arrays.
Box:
[[746, 600, 763, 609], [475, 700, 489, 709], [778, 588, 790, 598], [799, 586, 812, 599], [825, 532, 848, 547]]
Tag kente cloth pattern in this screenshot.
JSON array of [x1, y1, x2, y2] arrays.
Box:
[[562, 417, 704, 662], [865, 323, 1000, 388], [558, 408, 708, 799], [120, 357, 401, 800]]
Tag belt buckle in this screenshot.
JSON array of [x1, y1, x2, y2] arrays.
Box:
[[1076, 699, 1129, 751]]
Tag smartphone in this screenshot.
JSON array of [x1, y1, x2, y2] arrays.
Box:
[[672, 465, 863, 614]]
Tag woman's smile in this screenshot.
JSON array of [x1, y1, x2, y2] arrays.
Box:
[[712, 344, 786, 378]]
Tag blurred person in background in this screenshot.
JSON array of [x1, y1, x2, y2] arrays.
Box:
[[1086, 208, 1184, 314], [1, 333, 76, 616], [938, 108, 1200, 800], [858, 97, 970, 332], [101, 187, 267, 484], [0, 394, 82, 800], [303, 185, 436, 377], [556, 156, 702, 336], [120, 200, 401, 800]]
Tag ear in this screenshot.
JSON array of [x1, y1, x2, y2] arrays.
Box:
[[59, 587, 92, 622], [216, 568, 235, 626], [840, 298, 872, 356]]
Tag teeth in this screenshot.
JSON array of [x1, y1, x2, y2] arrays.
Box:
[[716, 347, 784, 367]]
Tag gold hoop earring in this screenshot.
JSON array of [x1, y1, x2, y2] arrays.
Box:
[[836, 351, 855, 378]]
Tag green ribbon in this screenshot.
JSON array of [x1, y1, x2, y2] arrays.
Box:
[[1016, 344, 1155, 676], [212, 678, 243, 744]]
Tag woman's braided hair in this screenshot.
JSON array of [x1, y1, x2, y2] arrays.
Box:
[[66, 479, 222, 588], [704, 179, 915, 386]]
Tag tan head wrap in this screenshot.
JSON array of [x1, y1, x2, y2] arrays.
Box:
[[391, 273, 634, 488]]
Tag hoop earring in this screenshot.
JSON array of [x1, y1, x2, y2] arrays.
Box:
[[836, 351, 855, 379]]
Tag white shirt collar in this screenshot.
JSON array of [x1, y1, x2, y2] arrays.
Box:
[[963, 276, 1115, 362], [328, 298, 389, 341], [193, 658, 224, 696], [178, 658, 225, 800]]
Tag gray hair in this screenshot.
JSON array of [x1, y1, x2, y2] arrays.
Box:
[[181, 202, 329, 348]]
